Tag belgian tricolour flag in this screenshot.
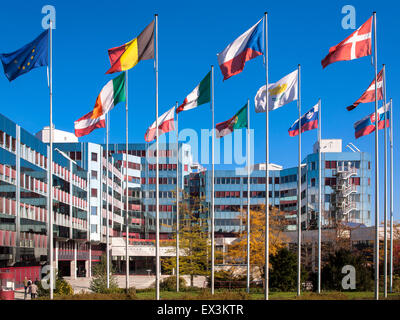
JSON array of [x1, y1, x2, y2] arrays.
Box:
[[106, 21, 154, 74]]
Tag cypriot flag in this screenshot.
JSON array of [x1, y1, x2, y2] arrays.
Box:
[[254, 69, 298, 112]]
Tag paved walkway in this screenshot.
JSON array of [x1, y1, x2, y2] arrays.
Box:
[[65, 275, 207, 294]]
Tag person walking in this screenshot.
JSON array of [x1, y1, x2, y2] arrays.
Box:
[[23, 277, 28, 300], [30, 281, 38, 299]]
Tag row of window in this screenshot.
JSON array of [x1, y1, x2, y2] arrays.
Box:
[[215, 191, 278, 198], [214, 177, 279, 185], [143, 177, 177, 185]]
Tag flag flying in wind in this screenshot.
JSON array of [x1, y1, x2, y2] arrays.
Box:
[[288, 103, 319, 137], [145, 106, 175, 142], [321, 16, 372, 69], [74, 73, 126, 137], [0, 30, 49, 81], [74, 111, 106, 138], [106, 21, 154, 74], [216, 104, 248, 138], [347, 69, 383, 111], [354, 102, 390, 139], [254, 69, 298, 113], [217, 19, 264, 80], [176, 72, 211, 114]]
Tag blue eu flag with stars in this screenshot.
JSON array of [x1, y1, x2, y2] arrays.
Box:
[[0, 29, 49, 81]]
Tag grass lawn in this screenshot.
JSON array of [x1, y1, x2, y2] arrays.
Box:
[[134, 289, 400, 300]]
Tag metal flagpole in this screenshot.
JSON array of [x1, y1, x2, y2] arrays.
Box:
[[317, 98, 322, 294], [373, 11, 380, 301], [176, 101, 180, 292], [246, 99, 251, 294], [49, 19, 54, 300], [297, 64, 302, 297], [383, 64, 388, 298], [106, 112, 110, 289], [125, 71, 129, 292], [389, 98, 393, 293], [264, 12, 269, 301], [211, 65, 215, 295], [155, 13, 160, 301]]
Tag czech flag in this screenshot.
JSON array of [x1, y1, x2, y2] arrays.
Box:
[[354, 103, 390, 139], [217, 19, 264, 80], [288, 103, 319, 137]]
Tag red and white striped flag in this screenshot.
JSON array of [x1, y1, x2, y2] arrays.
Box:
[[321, 16, 372, 69], [144, 106, 175, 142], [347, 69, 383, 111], [74, 111, 106, 138]]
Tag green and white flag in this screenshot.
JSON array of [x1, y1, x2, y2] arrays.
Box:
[[176, 72, 211, 113]]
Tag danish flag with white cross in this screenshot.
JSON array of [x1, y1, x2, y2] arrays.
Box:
[[321, 16, 372, 68]]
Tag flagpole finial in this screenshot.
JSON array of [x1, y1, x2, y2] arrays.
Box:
[[264, 11, 268, 15], [155, 13, 158, 17]]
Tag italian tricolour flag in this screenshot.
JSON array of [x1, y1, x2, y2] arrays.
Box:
[[74, 73, 126, 137], [176, 72, 210, 114]]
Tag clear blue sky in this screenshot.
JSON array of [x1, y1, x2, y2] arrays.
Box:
[[0, 0, 398, 222]]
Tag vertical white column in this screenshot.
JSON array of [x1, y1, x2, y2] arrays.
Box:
[[317, 99, 322, 294], [246, 100, 251, 293], [211, 65, 215, 295], [154, 13, 160, 301], [125, 71, 130, 291], [382, 64, 388, 298], [389, 98, 393, 293], [176, 103, 180, 292], [372, 11, 380, 301], [49, 19, 54, 300], [264, 12, 269, 301], [297, 64, 302, 297]]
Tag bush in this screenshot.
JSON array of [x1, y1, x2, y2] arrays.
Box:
[[37, 277, 74, 297], [206, 270, 247, 289], [159, 276, 187, 291], [90, 254, 119, 293]]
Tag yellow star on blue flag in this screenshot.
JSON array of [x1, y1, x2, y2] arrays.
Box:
[[0, 29, 49, 81]]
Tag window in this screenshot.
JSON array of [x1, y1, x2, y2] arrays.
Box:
[[91, 152, 98, 162], [184, 164, 188, 172], [311, 195, 316, 203], [91, 170, 98, 180], [91, 224, 97, 233], [311, 162, 316, 171], [91, 206, 97, 215], [91, 188, 98, 197], [311, 178, 316, 187], [325, 194, 331, 202]]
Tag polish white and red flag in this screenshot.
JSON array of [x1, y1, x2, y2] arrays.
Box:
[[321, 16, 372, 69], [144, 106, 175, 142], [347, 69, 383, 111]]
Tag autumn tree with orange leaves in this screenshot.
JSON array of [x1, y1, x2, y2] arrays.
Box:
[[226, 205, 288, 279]]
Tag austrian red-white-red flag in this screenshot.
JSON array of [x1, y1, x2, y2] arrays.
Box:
[[321, 16, 372, 69], [347, 69, 383, 111], [144, 106, 175, 142], [74, 110, 106, 138]]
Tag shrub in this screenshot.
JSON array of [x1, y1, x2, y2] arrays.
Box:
[[37, 277, 74, 297], [90, 254, 119, 293], [206, 270, 247, 289], [160, 276, 187, 291]]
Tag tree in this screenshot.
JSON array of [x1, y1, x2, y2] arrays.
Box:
[[226, 205, 288, 281], [162, 191, 221, 287], [90, 254, 119, 293], [270, 247, 308, 291], [321, 248, 373, 291]]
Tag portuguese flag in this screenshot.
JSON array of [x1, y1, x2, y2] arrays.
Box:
[[106, 21, 154, 74], [176, 72, 211, 114], [216, 104, 248, 138], [92, 72, 126, 118]]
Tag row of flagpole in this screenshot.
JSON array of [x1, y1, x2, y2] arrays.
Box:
[[39, 12, 394, 300]]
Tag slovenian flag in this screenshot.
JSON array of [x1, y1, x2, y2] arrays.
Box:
[[354, 103, 390, 139], [217, 18, 264, 81], [288, 103, 319, 137]]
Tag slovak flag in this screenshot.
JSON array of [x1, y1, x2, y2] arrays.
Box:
[[288, 103, 319, 137], [217, 19, 264, 80], [354, 102, 390, 139], [321, 16, 372, 69]]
